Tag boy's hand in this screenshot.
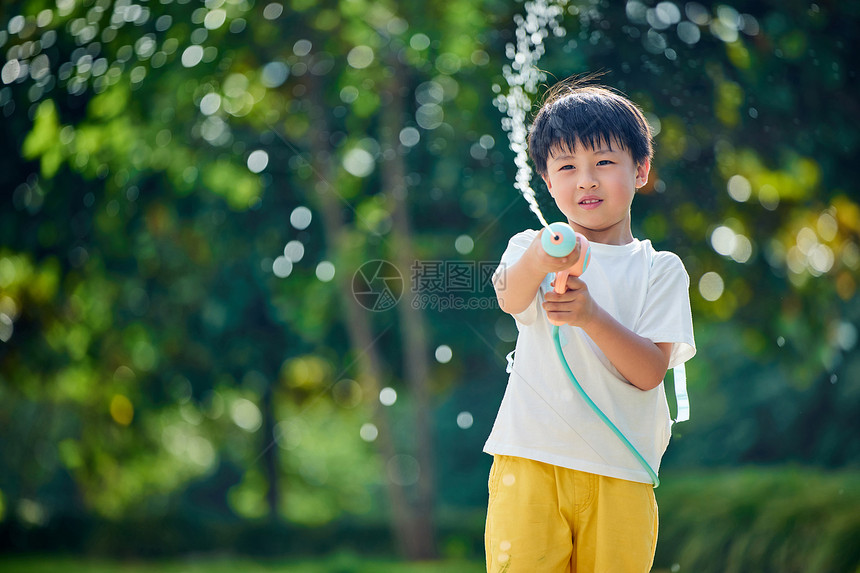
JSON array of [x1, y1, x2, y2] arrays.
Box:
[[525, 228, 583, 275], [494, 228, 584, 318], [542, 275, 598, 327]]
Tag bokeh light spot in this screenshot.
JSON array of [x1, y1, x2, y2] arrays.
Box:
[[332, 379, 362, 408], [293, 39, 312, 56], [204, 9, 227, 30], [247, 149, 269, 173], [284, 240, 304, 262], [199, 92, 221, 115], [379, 387, 397, 406], [0, 313, 13, 342], [387, 454, 420, 486], [347, 45, 374, 69], [273, 256, 293, 278], [410, 33, 430, 50], [262, 3, 284, 20], [435, 344, 453, 363], [416, 103, 443, 130], [456, 411, 473, 429], [455, 234, 474, 254], [727, 174, 751, 202], [261, 61, 289, 88], [110, 394, 134, 426], [343, 148, 375, 177], [699, 271, 725, 301], [710, 225, 736, 256], [315, 261, 335, 282], [290, 206, 312, 230], [181, 45, 204, 68], [230, 398, 262, 432], [399, 126, 420, 147], [359, 422, 378, 442]]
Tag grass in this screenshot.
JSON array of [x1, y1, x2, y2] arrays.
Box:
[[0, 554, 486, 573], [7, 469, 858, 573], [0, 555, 687, 573]]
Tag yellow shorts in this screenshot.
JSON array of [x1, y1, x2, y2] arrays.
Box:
[[485, 455, 658, 573]]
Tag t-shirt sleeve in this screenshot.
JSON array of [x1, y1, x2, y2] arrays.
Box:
[[493, 230, 542, 326], [635, 251, 696, 368]]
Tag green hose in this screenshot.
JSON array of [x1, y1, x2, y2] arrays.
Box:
[[551, 324, 660, 488]]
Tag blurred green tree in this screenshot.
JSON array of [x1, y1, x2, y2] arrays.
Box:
[[0, 0, 858, 562]]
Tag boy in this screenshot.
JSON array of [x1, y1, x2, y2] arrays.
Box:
[[484, 81, 696, 572]]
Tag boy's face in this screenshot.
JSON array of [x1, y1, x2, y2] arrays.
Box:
[[541, 138, 650, 245]]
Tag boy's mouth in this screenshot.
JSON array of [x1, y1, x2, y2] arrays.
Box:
[[579, 197, 602, 210]]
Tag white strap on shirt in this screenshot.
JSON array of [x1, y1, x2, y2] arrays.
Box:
[[672, 363, 690, 424]]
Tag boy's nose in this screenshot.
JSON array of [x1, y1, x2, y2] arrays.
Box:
[[578, 173, 598, 189]]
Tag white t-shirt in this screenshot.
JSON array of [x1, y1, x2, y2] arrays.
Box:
[[483, 230, 697, 484]]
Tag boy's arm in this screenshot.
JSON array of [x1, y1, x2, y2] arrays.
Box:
[[494, 230, 582, 316], [543, 276, 672, 391]]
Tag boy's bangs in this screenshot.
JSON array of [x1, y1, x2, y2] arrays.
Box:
[[528, 84, 652, 177], [546, 96, 632, 157]]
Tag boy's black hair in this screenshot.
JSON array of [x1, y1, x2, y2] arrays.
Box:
[[528, 79, 653, 178]]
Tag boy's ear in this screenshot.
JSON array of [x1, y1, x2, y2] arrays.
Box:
[[542, 174, 554, 194], [635, 159, 651, 189]]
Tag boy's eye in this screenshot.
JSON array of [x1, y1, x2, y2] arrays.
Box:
[[597, 160, 613, 166], [559, 164, 574, 171]]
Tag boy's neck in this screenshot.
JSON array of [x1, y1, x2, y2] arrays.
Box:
[[569, 220, 635, 246]]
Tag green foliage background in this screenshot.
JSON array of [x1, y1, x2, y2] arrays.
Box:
[[1, 0, 858, 568]]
